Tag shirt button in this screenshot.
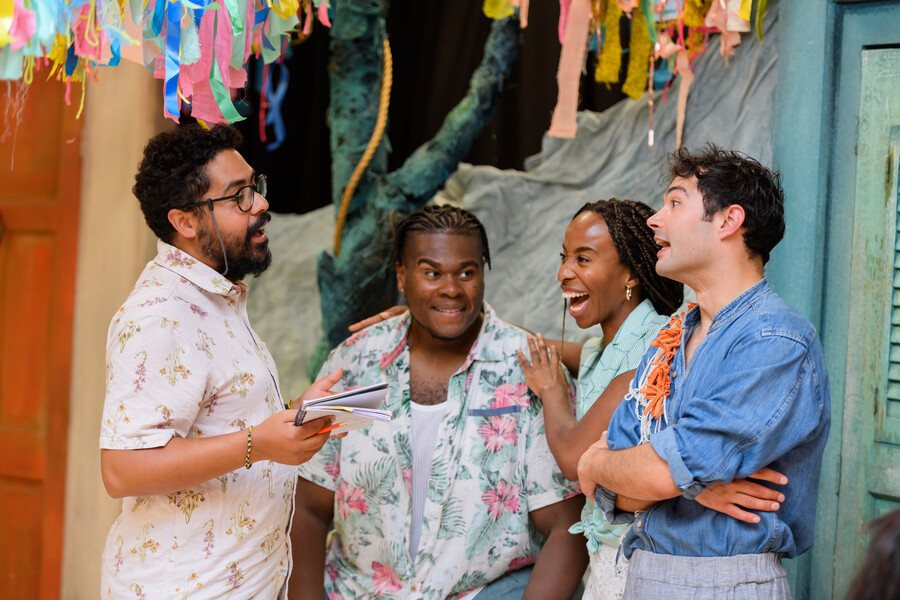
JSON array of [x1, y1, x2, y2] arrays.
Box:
[[672, 371, 676, 378], [411, 585, 417, 592], [636, 520, 643, 531]]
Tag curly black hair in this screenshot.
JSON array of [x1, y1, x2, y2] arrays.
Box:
[[133, 124, 243, 242], [575, 199, 684, 316], [668, 144, 785, 265], [393, 205, 491, 268]]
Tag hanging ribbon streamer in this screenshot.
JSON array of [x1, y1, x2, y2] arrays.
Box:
[[595, 0, 622, 84], [548, 0, 591, 138], [0, 0, 764, 132], [264, 60, 288, 150], [163, 0, 181, 120], [622, 5, 650, 99]]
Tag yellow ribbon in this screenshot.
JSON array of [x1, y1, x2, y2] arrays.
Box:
[[595, 0, 622, 84], [269, 0, 299, 20], [0, 0, 14, 47], [622, 4, 650, 99], [483, 0, 514, 19]]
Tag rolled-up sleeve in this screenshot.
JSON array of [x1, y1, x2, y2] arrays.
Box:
[[649, 335, 826, 499], [597, 364, 649, 523]]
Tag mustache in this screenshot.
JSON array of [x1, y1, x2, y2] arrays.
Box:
[[248, 212, 271, 236]]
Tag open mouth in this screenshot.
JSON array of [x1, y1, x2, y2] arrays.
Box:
[[655, 238, 670, 255], [249, 213, 271, 243], [562, 291, 589, 317], [434, 306, 465, 316]]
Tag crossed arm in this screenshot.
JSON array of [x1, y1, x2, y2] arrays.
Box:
[[577, 433, 787, 522], [519, 334, 786, 522]]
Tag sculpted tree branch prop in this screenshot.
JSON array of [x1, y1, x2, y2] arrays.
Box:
[[309, 1, 521, 377]]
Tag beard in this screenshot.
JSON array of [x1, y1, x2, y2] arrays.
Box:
[[199, 212, 273, 281]]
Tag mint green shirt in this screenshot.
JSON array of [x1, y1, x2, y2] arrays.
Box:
[[569, 299, 668, 552]]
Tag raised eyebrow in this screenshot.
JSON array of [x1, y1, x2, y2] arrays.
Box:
[[224, 171, 257, 193], [416, 258, 442, 269], [664, 185, 687, 197]]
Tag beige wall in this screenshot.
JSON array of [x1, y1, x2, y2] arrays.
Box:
[[62, 61, 167, 598]]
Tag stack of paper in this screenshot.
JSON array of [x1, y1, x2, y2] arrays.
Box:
[[294, 382, 392, 434]]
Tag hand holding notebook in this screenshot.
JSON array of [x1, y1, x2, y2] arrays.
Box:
[[294, 382, 392, 435]]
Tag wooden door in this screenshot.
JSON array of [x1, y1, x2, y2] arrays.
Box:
[[834, 47, 900, 597], [0, 77, 81, 597]]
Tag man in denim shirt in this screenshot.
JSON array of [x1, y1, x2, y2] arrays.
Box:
[[577, 145, 830, 598]]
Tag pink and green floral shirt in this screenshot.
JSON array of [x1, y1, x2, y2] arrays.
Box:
[[99, 241, 296, 599], [298, 304, 577, 600]]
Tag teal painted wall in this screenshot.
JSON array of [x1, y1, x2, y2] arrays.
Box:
[[771, 1, 900, 598], [771, 3, 836, 598]]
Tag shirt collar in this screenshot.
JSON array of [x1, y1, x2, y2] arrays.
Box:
[[684, 277, 771, 331], [607, 298, 657, 350], [380, 301, 504, 371], [153, 240, 245, 297]]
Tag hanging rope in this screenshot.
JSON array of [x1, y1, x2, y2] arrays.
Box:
[[333, 37, 393, 256]]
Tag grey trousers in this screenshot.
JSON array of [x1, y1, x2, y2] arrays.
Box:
[[622, 550, 791, 600]]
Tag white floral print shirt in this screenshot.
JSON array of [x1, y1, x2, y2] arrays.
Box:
[[298, 304, 577, 600], [100, 241, 296, 599]]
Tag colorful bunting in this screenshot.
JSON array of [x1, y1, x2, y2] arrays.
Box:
[[0, 0, 332, 123], [551, 0, 765, 145]]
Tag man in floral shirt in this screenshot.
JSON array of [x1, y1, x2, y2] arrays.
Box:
[[99, 125, 341, 598], [292, 206, 587, 599]]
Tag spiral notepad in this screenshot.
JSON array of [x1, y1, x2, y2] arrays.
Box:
[[294, 382, 392, 434]]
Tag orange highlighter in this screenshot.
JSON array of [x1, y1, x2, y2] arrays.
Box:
[[317, 421, 348, 435]]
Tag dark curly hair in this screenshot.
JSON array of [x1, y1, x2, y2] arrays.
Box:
[[846, 509, 900, 600], [133, 124, 243, 242], [393, 205, 491, 268], [668, 144, 785, 265], [575, 199, 683, 316]]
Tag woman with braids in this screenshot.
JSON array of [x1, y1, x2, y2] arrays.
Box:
[[515, 199, 682, 599], [518, 199, 788, 599]]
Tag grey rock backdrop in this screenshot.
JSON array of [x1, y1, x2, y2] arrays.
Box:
[[248, 6, 777, 399]]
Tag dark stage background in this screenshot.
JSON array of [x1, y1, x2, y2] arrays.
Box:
[[234, 1, 631, 214]]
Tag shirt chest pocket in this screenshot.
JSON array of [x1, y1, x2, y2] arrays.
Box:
[[467, 406, 525, 463]]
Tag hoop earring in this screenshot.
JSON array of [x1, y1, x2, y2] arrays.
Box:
[[626, 286, 632, 301]]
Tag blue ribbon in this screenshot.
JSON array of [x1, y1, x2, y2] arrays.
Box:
[[164, 0, 182, 118], [265, 61, 288, 151], [109, 38, 121, 66], [64, 44, 77, 76], [151, 0, 167, 38]]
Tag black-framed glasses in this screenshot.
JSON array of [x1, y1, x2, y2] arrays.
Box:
[[183, 174, 267, 212]]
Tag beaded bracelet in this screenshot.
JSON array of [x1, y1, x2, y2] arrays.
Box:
[[244, 425, 253, 469]]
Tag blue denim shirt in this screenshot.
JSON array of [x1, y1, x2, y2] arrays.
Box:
[[597, 279, 830, 559]]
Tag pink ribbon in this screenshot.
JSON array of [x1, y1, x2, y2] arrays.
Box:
[[548, 0, 591, 138]]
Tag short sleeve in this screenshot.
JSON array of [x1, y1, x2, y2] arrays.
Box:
[[100, 315, 208, 450], [296, 346, 347, 492], [525, 374, 579, 512], [649, 335, 827, 499]]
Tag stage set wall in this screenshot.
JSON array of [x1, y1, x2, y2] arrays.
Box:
[[48, 1, 900, 597]]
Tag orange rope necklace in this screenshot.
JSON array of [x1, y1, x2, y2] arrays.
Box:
[[637, 303, 697, 425]]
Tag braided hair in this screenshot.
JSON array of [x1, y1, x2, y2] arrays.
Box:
[[574, 199, 683, 315], [393, 205, 491, 268]]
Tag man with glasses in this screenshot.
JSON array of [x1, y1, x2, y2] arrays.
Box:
[[99, 124, 341, 598]]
